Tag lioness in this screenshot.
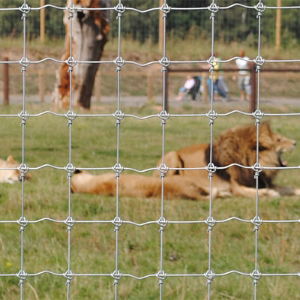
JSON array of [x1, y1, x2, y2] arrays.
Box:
[[0, 155, 30, 184], [71, 171, 211, 200], [155, 122, 300, 198]]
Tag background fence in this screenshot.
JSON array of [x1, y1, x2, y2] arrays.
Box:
[[0, 1, 300, 299]]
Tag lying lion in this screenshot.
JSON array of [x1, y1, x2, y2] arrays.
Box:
[[155, 122, 300, 198], [0, 155, 30, 184], [71, 122, 300, 200], [71, 171, 211, 200]]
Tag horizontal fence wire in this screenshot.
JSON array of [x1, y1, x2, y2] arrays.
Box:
[[0, 1, 299, 299]]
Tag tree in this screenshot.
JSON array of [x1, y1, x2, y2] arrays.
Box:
[[52, 0, 110, 109]]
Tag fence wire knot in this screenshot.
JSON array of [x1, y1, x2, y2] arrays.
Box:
[[207, 163, 216, 177], [209, 3, 219, 18], [255, 56, 264, 71], [66, 56, 77, 67], [255, 2, 265, 17], [18, 110, 29, 125], [253, 163, 262, 179], [111, 269, 121, 285], [18, 216, 28, 232], [205, 269, 215, 284], [18, 163, 29, 180], [158, 163, 168, 178], [113, 110, 124, 125], [65, 163, 75, 177], [206, 216, 216, 231], [19, 3, 30, 19], [255, 56, 264, 66], [68, 3, 76, 19], [115, 3, 125, 17], [160, 3, 170, 16], [207, 56, 216, 73], [159, 110, 169, 125], [64, 270, 73, 286], [156, 270, 166, 285], [159, 56, 170, 70], [20, 57, 30, 72], [17, 270, 27, 286], [251, 269, 261, 285], [158, 217, 167, 231], [65, 216, 75, 231], [66, 56, 77, 72], [65, 110, 77, 126], [113, 163, 123, 177], [113, 216, 122, 232], [252, 109, 264, 124], [207, 110, 217, 125], [252, 216, 262, 231], [115, 56, 125, 71]]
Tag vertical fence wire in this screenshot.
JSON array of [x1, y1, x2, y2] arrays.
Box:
[[206, 1, 218, 298], [113, 1, 124, 299], [253, 1, 264, 298], [66, 1, 75, 298], [0, 1, 299, 300], [19, 0, 29, 299], [159, 1, 169, 298]]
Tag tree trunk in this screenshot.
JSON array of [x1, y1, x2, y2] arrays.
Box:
[[53, 0, 110, 109]]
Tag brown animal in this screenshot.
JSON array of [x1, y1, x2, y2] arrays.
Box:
[[71, 123, 299, 200], [71, 171, 213, 200], [0, 156, 31, 184], [155, 122, 300, 198]]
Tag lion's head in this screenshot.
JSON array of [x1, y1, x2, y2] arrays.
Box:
[[0, 155, 31, 184], [258, 123, 296, 181], [213, 122, 296, 188]]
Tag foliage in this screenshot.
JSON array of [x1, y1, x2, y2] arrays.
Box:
[[0, 0, 65, 39]]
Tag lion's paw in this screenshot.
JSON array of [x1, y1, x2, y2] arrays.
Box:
[[260, 189, 280, 198]]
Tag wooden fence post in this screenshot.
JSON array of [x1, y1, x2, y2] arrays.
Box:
[[202, 73, 208, 103], [250, 63, 257, 112], [95, 70, 102, 103], [159, 0, 164, 53], [164, 68, 169, 112], [275, 0, 282, 51], [3, 57, 9, 105], [38, 66, 45, 102], [40, 0, 46, 42], [147, 68, 154, 103]]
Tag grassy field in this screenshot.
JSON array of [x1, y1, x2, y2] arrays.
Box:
[[0, 103, 299, 299]]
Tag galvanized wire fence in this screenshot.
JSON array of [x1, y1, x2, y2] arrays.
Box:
[[0, 1, 300, 299]]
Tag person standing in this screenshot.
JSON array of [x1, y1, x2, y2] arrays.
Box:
[[236, 50, 251, 101], [176, 75, 196, 101], [207, 54, 228, 101]]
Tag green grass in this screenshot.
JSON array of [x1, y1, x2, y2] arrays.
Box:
[[0, 104, 299, 299]]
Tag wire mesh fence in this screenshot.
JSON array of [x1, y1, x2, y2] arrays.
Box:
[[0, 1, 299, 299]]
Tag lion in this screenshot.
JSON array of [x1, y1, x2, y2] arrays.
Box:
[[155, 122, 300, 198], [71, 122, 300, 200], [71, 170, 213, 200], [0, 155, 30, 184]]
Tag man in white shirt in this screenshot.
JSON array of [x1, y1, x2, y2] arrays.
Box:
[[176, 75, 196, 101], [236, 50, 251, 101]]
